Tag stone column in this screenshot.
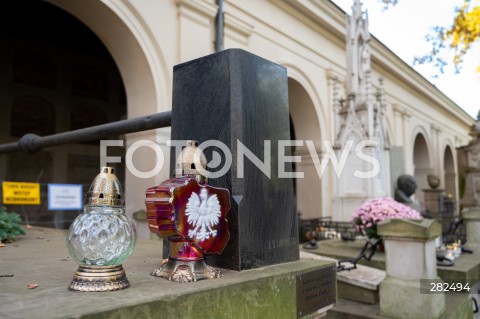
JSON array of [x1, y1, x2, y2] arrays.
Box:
[[377, 219, 444, 319], [462, 207, 480, 254]]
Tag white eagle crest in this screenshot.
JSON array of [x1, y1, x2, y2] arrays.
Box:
[[185, 188, 221, 241]]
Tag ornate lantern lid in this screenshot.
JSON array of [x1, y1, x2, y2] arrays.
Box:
[[85, 167, 123, 206], [175, 140, 207, 181]]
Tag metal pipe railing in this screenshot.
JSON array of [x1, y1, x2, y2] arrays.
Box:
[[0, 111, 172, 155]]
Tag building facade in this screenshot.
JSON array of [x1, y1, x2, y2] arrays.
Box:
[[0, 0, 473, 237]]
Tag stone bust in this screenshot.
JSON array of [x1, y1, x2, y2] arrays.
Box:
[[394, 174, 417, 204]]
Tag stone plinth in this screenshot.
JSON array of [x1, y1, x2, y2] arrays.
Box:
[[462, 207, 480, 254], [0, 227, 335, 319], [377, 218, 445, 319]]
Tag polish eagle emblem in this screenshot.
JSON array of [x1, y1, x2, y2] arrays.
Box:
[[185, 188, 221, 241]]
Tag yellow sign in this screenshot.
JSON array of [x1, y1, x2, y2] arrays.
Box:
[[2, 182, 40, 205]]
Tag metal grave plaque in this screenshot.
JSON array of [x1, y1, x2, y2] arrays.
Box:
[[296, 265, 336, 318]]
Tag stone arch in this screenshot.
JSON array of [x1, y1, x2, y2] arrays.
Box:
[[288, 78, 322, 149], [443, 144, 457, 201], [46, 0, 169, 116], [288, 77, 323, 219], [0, 1, 130, 229], [282, 63, 328, 143], [412, 132, 433, 207], [45, 0, 171, 235]]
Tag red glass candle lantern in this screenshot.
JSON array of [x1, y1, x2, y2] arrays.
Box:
[[145, 140, 230, 282]]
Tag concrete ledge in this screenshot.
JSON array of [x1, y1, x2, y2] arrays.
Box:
[[325, 293, 472, 319], [462, 208, 480, 220], [337, 281, 378, 305], [0, 228, 335, 319], [302, 242, 475, 319], [301, 239, 480, 286], [301, 251, 384, 304], [300, 240, 386, 270], [380, 276, 445, 319]]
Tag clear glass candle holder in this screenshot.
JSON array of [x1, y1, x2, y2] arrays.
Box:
[[67, 206, 136, 266], [67, 167, 136, 292]]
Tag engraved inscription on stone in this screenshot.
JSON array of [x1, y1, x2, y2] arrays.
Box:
[[296, 265, 336, 318]]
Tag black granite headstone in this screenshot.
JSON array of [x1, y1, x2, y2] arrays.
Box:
[[171, 49, 298, 271]]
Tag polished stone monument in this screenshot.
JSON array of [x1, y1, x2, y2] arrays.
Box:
[[161, 49, 335, 319], [171, 49, 298, 271]]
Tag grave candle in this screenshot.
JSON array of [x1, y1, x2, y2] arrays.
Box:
[[146, 140, 231, 283], [67, 167, 136, 291]]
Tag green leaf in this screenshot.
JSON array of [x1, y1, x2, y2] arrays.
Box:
[[0, 206, 25, 242]]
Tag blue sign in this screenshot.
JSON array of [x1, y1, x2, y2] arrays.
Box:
[[48, 184, 83, 210]]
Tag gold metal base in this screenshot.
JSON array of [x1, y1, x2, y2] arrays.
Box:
[[151, 258, 222, 283], [68, 265, 130, 292]]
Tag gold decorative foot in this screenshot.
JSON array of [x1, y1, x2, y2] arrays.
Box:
[[69, 265, 130, 292], [151, 258, 222, 283]]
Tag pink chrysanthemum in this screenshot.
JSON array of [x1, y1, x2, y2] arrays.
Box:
[[351, 197, 422, 238]]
